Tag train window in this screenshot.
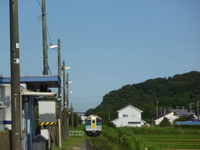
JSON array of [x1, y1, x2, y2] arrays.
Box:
[[96, 118, 101, 124], [85, 120, 91, 124], [92, 120, 95, 123]]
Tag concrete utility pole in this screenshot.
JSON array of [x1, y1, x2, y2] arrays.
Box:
[[57, 39, 62, 147], [160, 107, 162, 116], [156, 101, 159, 118], [42, 0, 48, 75], [9, 0, 22, 150], [71, 103, 74, 129], [190, 103, 195, 113], [197, 101, 200, 118], [63, 61, 67, 139], [77, 113, 79, 126], [66, 73, 69, 137]]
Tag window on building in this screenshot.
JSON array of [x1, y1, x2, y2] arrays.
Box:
[[128, 122, 140, 124], [123, 114, 128, 117]]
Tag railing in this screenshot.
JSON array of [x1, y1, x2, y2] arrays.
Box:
[[69, 131, 84, 136]]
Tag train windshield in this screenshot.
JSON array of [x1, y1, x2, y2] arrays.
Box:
[[85, 119, 91, 124], [96, 118, 102, 124]]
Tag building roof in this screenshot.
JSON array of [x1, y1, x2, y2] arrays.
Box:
[[171, 109, 189, 113], [154, 112, 179, 122], [0, 75, 61, 88], [171, 109, 192, 116], [117, 105, 143, 113]]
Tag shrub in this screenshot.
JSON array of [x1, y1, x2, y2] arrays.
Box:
[[160, 117, 171, 127]]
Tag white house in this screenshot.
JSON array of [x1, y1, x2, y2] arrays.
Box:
[[80, 114, 87, 124], [112, 105, 146, 127], [154, 112, 179, 125]]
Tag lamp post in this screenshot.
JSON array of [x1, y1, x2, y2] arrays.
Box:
[[62, 62, 71, 139], [49, 40, 62, 146], [66, 73, 72, 138], [156, 101, 159, 118]]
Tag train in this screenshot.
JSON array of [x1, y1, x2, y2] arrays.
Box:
[[85, 115, 102, 136]]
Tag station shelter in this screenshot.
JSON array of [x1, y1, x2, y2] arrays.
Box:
[[0, 75, 61, 150]]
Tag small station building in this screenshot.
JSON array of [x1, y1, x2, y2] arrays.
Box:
[[0, 75, 61, 150]]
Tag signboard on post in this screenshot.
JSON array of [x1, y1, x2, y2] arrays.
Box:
[[39, 101, 56, 125]]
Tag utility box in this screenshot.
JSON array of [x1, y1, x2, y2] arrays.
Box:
[[0, 85, 12, 131], [38, 101, 56, 125]]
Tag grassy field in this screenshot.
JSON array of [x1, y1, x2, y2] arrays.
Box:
[[52, 135, 87, 150], [137, 134, 200, 149], [103, 126, 200, 150], [52, 126, 87, 150], [53, 125, 200, 150]]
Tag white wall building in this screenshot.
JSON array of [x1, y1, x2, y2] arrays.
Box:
[[112, 105, 146, 127], [0, 85, 12, 131], [80, 114, 87, 124], [154, 112, 179, 125]]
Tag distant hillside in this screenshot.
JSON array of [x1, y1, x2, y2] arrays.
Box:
[[85, 71, 200, 122]]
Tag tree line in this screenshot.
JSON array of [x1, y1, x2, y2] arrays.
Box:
[[85, 71, 200, 123]]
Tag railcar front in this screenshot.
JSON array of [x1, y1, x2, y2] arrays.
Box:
[[85, 115, 102, 136]]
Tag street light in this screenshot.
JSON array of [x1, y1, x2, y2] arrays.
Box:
[[49, 41, 62, 146], [49, 44, 58, 49], [156, 101, 159, 117], [62, 62, 72, 139]]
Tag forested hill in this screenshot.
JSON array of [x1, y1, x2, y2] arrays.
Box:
[[85, 71, 200, 122]]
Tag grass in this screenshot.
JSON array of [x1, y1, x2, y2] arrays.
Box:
[[137, 134, 200, 149], [52, 136, 87, 150], [53, 125, 200, 150], [52, 125, 87, 150], [103, 126, 200, 150]]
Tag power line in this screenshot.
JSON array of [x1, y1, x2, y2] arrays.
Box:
[[36, 0, 52, 45], [37, 0, 42, 9], [47, 27, 52, 45], [70, 96, 103, 99], [72, 101, 102, 106]]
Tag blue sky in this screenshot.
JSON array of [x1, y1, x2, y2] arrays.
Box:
[[1, 0, 200, 112]]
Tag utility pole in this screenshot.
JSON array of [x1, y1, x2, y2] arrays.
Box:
[[71, 103, 74, 129], [160, 107, 162, 116], [57, 39, 62, 147], [190, 103, 195, 113], [63, 61, 67, 139], [42, 0, 48, 75], [77, 113, 79, 127], [197, 101, 200, 119], [156, 101, 159, 118], [10, 0, 22, 150], [66, 73, 69, 137]]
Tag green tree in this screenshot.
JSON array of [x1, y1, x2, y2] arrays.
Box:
[[160, 117, 171, 127]]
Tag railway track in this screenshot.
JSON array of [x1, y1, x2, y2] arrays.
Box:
[[90, 136, 111, 150]]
